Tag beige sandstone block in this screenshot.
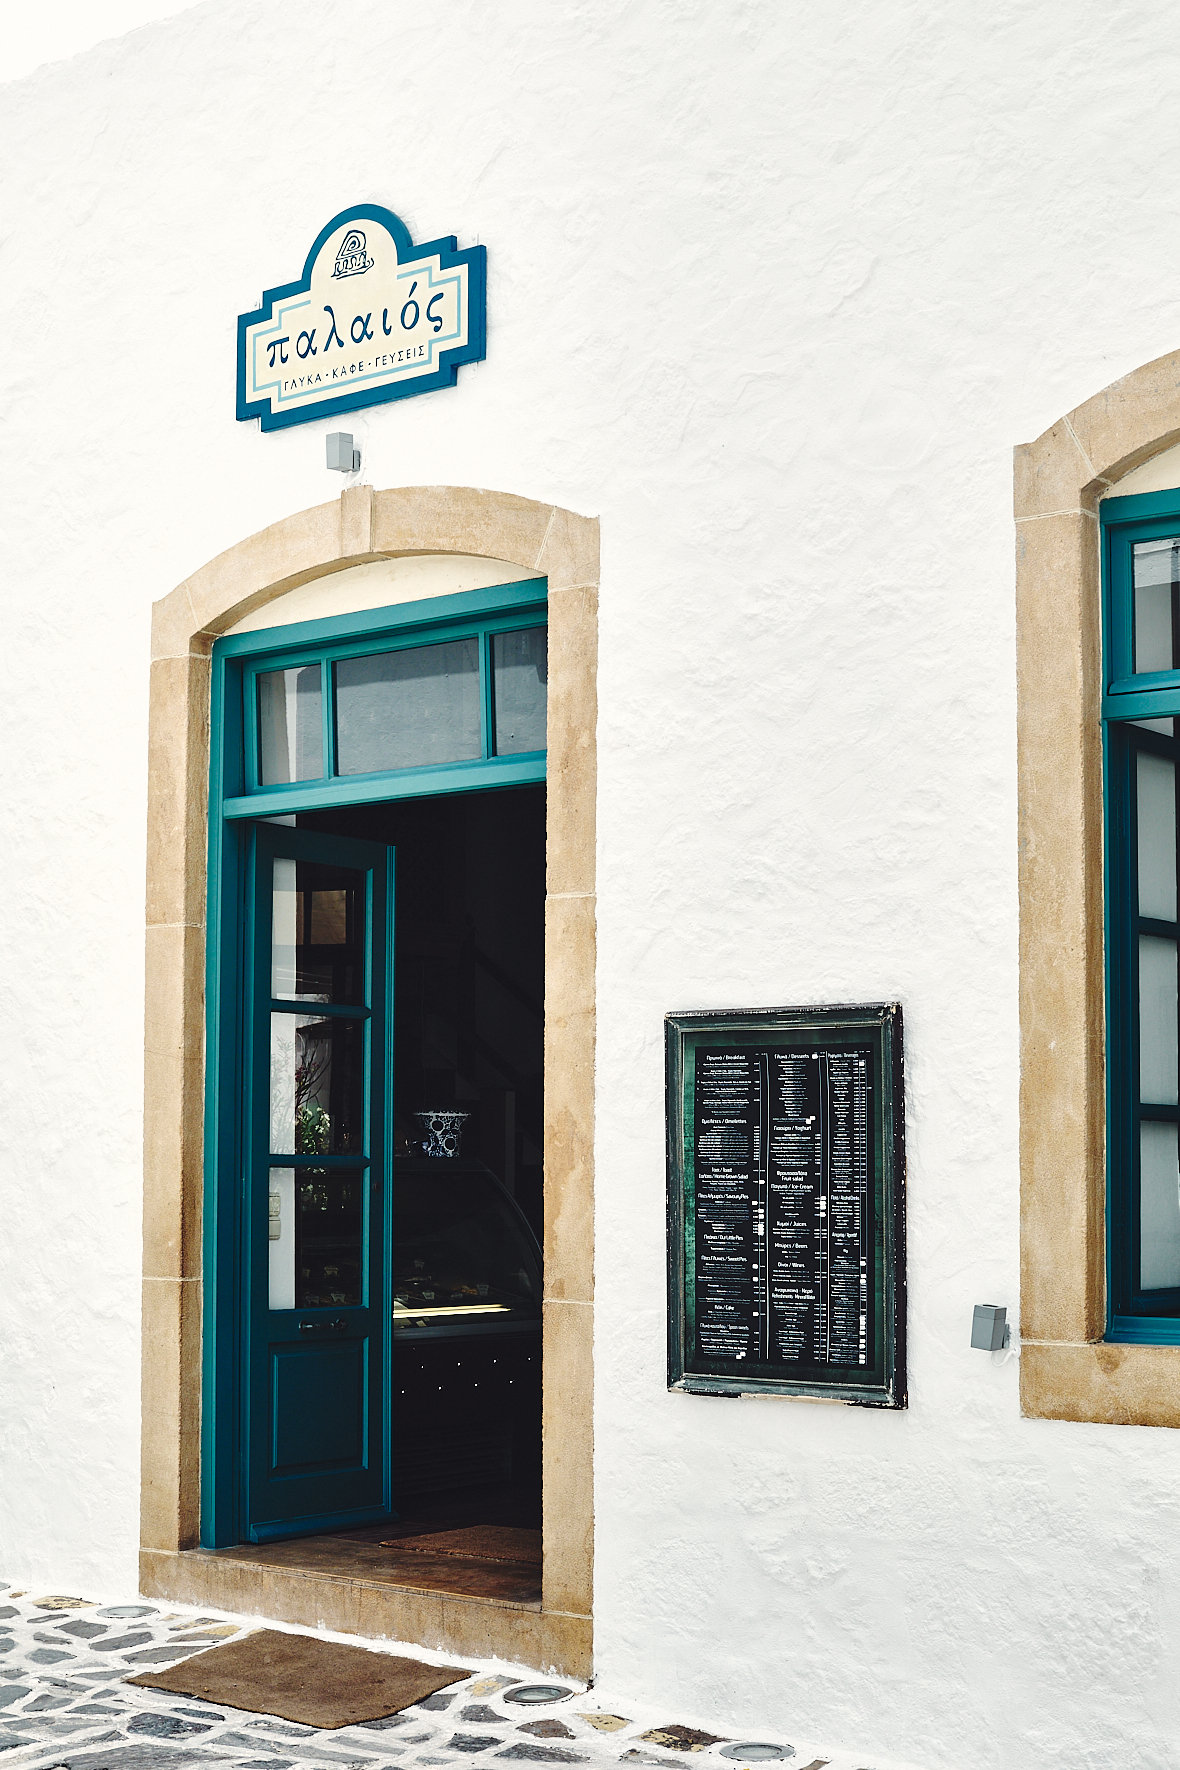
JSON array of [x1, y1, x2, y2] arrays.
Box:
[[140, 1278, 201, 1553], [340, 483, 376, 558], [372, 486, 553, 568], [151, 585, 200, 663], [1022, 1341, 1180, 1428], [1013, 421, 1094, 521], [545, 892, 596, 1025], [146, 654, 210, 929], [142, 1046, 202, 1282], [542, 1298, 593, 1620], [354, 1583, 449, 1648], [546, 586, 598, 899], [1066, 349, 1180, 488], [1016, 512, 1105, 1343], [539, 1610, 593, 1681], [431, 1597, 542, 1667], [544, 895, 595, 1304], [183, 499, 343, 637], [534, 506, 600, 591], [144, 922, 205, 1069]]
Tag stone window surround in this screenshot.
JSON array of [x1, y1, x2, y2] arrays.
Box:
[[1017, 351, 1180, 1427], [140, 485, 598, 1674]]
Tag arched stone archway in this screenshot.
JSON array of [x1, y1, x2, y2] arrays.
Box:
[[1016, 352, 1180, 1428], [141, 486, 598, 1673]]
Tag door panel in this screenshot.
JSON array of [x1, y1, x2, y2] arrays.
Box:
[[271, 1340, 367, 1470], [246, 823, 394, 1540]]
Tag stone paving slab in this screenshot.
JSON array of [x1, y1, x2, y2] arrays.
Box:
[[0, 1580, 909, 1770]]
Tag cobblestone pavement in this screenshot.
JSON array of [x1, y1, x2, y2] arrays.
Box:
[[0, 1581, 895, 1770]]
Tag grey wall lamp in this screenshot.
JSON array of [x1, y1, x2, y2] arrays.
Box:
[[326, 432, 360, 473], [971, 1303, 1009, 1351]]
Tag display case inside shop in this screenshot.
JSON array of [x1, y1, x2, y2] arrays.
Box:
[[393, 1158, 542, 1340], [391, 1158, 542, 1501]]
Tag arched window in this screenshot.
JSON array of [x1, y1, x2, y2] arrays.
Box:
[[1016, 360, 1180, 1425]]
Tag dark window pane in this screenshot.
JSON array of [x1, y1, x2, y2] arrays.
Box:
[[258, 666, 323, 783], [295, 1166, 363, 1308], [493, 627, 547, 755], [270, 1012, 364, 1156], [272, 858, 364, 1004], [335, 639, 481, 775]]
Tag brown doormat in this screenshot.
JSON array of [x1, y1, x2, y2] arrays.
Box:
[[126, 1628, 472, 1728], [381, 1525, 542, 1565]]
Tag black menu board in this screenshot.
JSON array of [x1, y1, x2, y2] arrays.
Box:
[[667, 1005, 905, 1407]]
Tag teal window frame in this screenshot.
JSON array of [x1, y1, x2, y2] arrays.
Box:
[[201, 579, 548, 1547], [1102, 489, 1180, 1342], [226, 580, 549, 820]]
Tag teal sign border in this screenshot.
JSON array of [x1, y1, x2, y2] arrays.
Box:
[[236, 202, 487, 432]]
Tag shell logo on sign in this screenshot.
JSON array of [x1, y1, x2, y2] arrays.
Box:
[[332, 229, 374, 279], [237, 202, 486, 432]]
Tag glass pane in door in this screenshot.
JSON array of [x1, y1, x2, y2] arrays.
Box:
[[270, 1013, 365, 1155], [269, 1167, 296, 1311], [269, 1163, 366, 1311], [295, 1167, 364, 1307], [272, 859, 365, 1004]]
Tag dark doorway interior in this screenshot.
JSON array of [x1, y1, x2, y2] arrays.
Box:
[[300, 784, 545, 1550]]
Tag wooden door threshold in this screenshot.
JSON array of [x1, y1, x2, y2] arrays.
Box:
[[210, 1531, 542, 1606]]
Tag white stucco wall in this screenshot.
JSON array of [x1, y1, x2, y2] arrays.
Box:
[[3, 3, 1180, 1766]]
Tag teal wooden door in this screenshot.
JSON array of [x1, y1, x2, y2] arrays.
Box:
[[245, 823, 394, 1540]]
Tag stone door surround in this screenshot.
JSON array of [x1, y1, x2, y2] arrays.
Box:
[[1016, 350, 1180, 1427], [140, 486, 598, 1674]]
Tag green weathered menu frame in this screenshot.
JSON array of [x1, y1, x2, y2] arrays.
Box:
[[667, 1003, 906, 1407]]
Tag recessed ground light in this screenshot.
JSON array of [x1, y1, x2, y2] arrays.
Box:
[[96, 1606, 156, 1619], [503, 1685, 573, 1705], [719, 1747, 794, 1761]]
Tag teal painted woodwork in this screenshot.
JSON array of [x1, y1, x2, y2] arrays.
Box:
[[245, 821, 392, 1539], [230, 583, 548, 811], [1101, 493, 1180, 1342], [271, 1341, 366, 1467], [220, 755, 545, 823], [213, 580, 545, 663], [201, 578, 548, 1550]]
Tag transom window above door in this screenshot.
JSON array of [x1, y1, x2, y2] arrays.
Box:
[[217, 582, 548, 820], [255, 627, 546, 785]]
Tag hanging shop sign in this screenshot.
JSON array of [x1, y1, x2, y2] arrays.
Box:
[[666, 1002, 906, 1407], [237, 202, 486, 432]]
